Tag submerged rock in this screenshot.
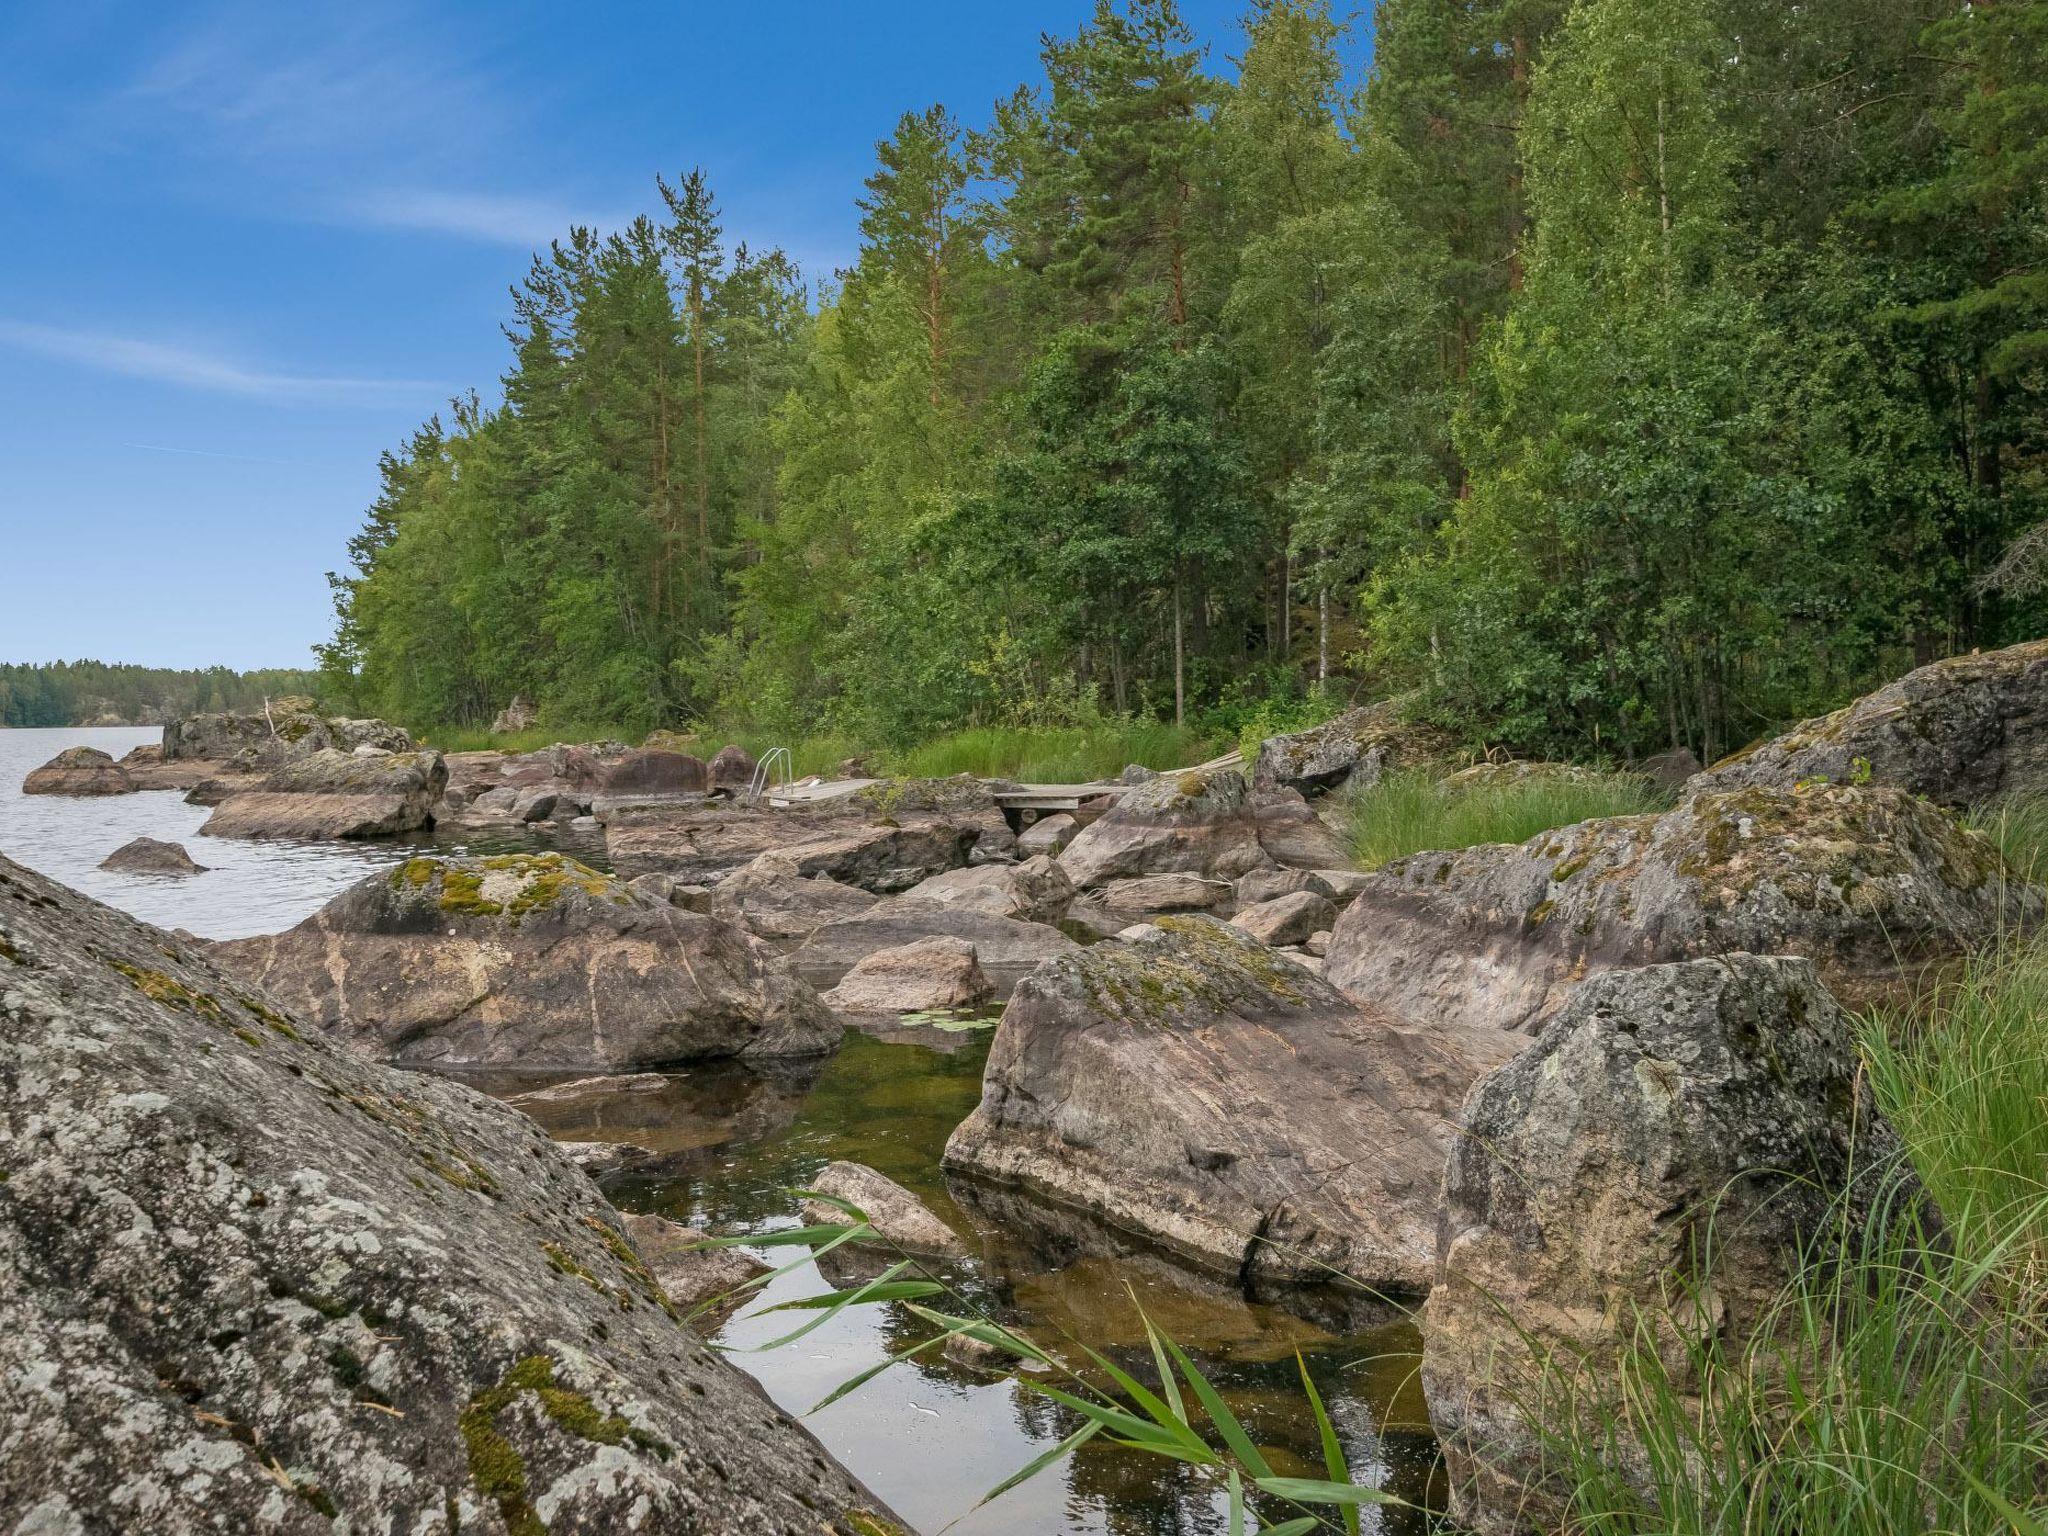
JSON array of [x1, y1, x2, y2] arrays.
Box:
[[1251, 699, 1458, 798], [1424, 955, 1915, 1535], [213, 853, 840, 1069], [823, 935, 995, 1014], [796, 898, 1079, 999], [0, 852, 898, 1535], [945, 918, 1520, 1295], [800, 1161, 968, 1257], [618, 1215, 770, 1325], [1688, 637, 2048, 807], [21, 745, 134, 796], [1325, 782, 2037, 1039], [98, 836, 207, 875], [199, 748, 447, 840]]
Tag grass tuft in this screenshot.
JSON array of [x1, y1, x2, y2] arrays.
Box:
[[1345, 766, 1668, 869]]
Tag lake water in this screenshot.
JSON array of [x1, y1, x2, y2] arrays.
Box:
[[0, 724, 1443, 1535]]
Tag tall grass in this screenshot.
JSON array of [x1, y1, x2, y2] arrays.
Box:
[[1346, 766, 1669, 869], [1525, 937, 2048, 1534], [1966, 796, 2048, 887]]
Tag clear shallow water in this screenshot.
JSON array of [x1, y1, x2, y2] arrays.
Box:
[[3, 725, 1444, 1533], [0, 726, 601, 939], [481, 1035, 1445, 1536]]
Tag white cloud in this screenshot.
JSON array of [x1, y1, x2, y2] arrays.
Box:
[[346, 188, 624, 248], [0, 320, 442, 404]]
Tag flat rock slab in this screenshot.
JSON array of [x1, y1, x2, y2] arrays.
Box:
[[213, 853, 841, 1070], [0, 851, 897, 1535], [200, 748, 446, 840], [945, 918, 1522, 1295], [823, 935, 995, 1014], [800, 1161, 967, 1256]]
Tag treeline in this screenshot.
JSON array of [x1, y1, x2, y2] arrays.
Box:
[[322, 0, 2048, 761], [0, 662, 324, 728]]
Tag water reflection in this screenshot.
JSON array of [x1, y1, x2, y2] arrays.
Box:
[[462, 1030, 1444, 1536]]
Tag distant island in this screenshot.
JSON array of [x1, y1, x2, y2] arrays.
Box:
[[0, 661, 321, 728]]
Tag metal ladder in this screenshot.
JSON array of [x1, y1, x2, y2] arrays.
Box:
[[744, 746, 793, 803]]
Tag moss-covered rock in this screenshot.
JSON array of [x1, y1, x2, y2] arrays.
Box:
[[213, 854, 841, 1069], [1325, 782, 2038, 1041], [1688, 637, 2048, 806], [0, 852, 897, 1532], [1251, 698, 1460, 798]]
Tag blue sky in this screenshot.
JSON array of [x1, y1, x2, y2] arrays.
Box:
[[0, 2, 1370, 670]]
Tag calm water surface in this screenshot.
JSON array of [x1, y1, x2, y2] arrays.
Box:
[[0, 725, 600, 938], [1, 725, 1443, 1534]]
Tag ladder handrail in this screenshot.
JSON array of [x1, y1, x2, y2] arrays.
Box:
[[745, 746, 793, 802]]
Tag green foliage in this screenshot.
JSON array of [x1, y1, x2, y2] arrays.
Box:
[[1345, 766, 1667, 869], [320, 0, 2048, 768], [0, 661, 323, 727]]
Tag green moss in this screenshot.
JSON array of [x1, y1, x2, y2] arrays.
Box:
[[1551, 852, 1592, 882], [401, 853, 618, 920], [842, 1515, 914, 1536], [460, 1353, 636, 1535], [1080, 916, 1307, 1025], [0, 936, 24, 965], [424, 1151, 500, 1195], [110, 960, 228, 1024], [293, 1482, 338, 1519], [233, 1027, 265, 1048], [1528, 899, 1556, 925], [1176, 771, 1209, 799]]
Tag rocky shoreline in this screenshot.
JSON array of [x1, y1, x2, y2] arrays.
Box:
[[9, 639, 2048, 1531]]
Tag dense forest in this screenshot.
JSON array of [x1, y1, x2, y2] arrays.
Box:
[[0, 662, 323, 729], [319, 0, 2048, 763]]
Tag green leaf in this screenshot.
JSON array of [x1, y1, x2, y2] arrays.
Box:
[[1297, 1353, 1358, 1536], [1025, 1382, 1191, 1449], [1142, 1308, 1187, 1426], [1165, 1337, 1275, 1480], [1251, 1477, 1398, 1508], [1259, 1519, 1323, 1535], [685, 1221, 861, 1250], [755, 1280, 944, 1314], [902, 1304, 1056, 1366], [736, 1260, 917, 1351], [786, 1186, 869, 1223], [1071, 1340, 1214, 1461], [808, 1328, 958, 1415], [1964, 1475, 2048, 1536], [974, 1420, 1104, 1511], [1228, 1469, 1245, 1536]]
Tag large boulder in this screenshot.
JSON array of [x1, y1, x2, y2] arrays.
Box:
[[1058, 769, 1269, 888], [1018, 812, 1078, 856], [709, 852, 881, 940], [212, 853, 841, 1069], [1252, 699, 1458, 798], [1097, 873, 1233, 919], [795, 898, 1079, 999], [944, 919, 1521, 1295], [1688, 638, 2048, 807], [119, 741, 214, 791], [1424, 956, 1914, 1535], [708, 743, 758, 790], [822, 935, 994, 1015], [200, 748, 447, 840], [98, 836, 207, 875], [1250, 785, 1353, 869], [1325, 783, 2037, 1040], [162, 701, 413, 763], [21, 745, 135, 796], [901, 856, 1075, 925], [618, 1215, 770, 1324], [0, 852, 896, 1534], [1232, 890, 1336, 947], [598, 749, 709, 799]]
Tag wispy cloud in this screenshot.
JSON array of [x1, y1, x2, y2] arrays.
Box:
[[346, 188, 625, 248], [0, 320, 441, 404], [122, 442, 316, 468]]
